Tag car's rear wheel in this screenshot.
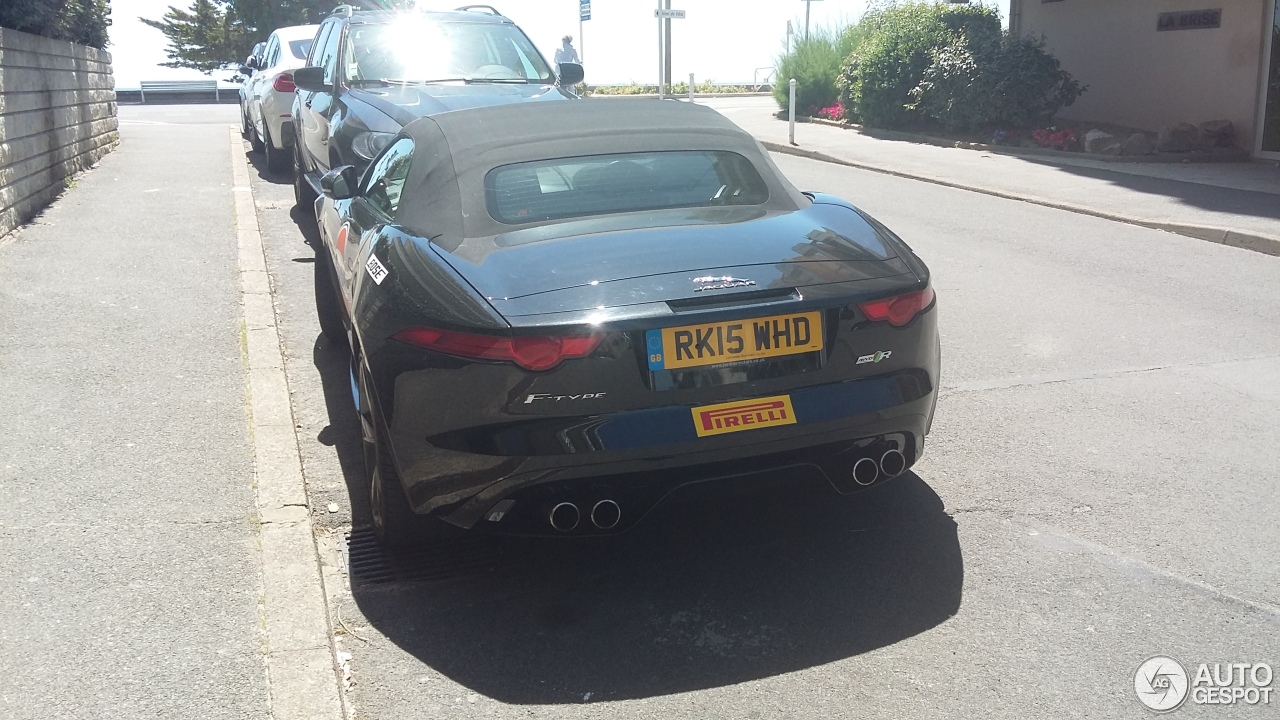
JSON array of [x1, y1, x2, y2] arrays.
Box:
[[294, 145, 318, 209], [313, 250, 348, 349], [358, 361, 458, 548], [264, 126, 289, 174]]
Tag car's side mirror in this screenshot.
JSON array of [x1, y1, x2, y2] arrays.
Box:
[[557, 62, 584, 86], [239, 64, 254, 76], [320, 165, 360, 200], [293, 66, 326, 92]]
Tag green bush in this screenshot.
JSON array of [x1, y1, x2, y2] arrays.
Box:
[[838, 2, 1001, 128], [908, 30, 1085, 132], [0, 0, 111, 48], [773, 25, 864, 114]]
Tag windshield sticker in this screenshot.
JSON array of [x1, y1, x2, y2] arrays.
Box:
[[365, 253, 388, 285]]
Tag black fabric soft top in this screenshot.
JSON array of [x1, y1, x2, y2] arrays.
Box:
[[392, 99, 808, 243]]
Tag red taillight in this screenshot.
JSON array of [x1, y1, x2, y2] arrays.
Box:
[[273, 73, 296, 92], [858, 286, 935, 327], [391, 327, 602, 371]]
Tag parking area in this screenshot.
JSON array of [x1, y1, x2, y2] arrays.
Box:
[[3, 103, 1275, 719], [232, 99, 1279, 718]]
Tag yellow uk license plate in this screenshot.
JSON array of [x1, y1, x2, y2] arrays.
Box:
[[644, 311, 823, 371], [692, 395, 797, 437]]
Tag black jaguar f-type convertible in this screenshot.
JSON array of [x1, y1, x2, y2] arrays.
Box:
[[312, 99, 940, 546]]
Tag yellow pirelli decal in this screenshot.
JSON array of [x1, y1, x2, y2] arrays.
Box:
[[692, 395, 797, 438]]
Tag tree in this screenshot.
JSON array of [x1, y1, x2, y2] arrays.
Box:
[[140, 0, 249, 72], [141, 0, 417, 73], [140, 0, 333, 73], [0, 0, 112, 49]]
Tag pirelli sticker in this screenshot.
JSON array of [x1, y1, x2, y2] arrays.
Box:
[[692, 395, 797, 438]]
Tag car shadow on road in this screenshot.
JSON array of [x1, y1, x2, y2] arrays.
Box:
[[241, 139, 297, 189], [305, 333, 965, 703]]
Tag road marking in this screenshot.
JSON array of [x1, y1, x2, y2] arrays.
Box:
[[941, 353, 1280, 396], [1025, 520, 1280, 618], [229, 128, 346, 720]]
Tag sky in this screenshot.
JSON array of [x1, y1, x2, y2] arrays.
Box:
[[109, 0, 1007, 89]]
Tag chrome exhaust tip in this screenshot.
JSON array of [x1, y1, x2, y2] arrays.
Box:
[[549, 502, 580, 532], [590, 499, 621, 530], [879, 448, 907, 478], [852, 457, 879, 486]]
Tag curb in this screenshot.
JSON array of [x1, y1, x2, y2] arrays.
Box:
[[784, 114, 1252, 165], [229, 128, 347, 720], [760, 141, 1280, 258]]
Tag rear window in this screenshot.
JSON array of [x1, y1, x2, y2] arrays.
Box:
[[485, 151, 770, 224], [288, 39, 312, 59]]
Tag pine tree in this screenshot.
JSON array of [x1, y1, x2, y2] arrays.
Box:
[[140, 0, 249, 72], [140, 0, 409, 74]]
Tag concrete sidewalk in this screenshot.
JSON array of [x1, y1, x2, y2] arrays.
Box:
[[0, 109, 270, 718], [702, 97, 1280, 255]]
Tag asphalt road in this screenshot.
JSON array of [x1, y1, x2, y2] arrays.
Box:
[[0, 105, 267, 718], [248, 107, 1276, 719]]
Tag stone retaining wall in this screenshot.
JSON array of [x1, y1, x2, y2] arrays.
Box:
[[0, 27, 118, 238]]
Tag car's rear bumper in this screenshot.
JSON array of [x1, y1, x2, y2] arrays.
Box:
[[263, 92, 295, 148], [388, 370, 936, 532]]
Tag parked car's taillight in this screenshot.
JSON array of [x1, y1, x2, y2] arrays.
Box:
[[858, 286, 935, 327], [392, 327, 603, 372], [273, 73, 296, 93]]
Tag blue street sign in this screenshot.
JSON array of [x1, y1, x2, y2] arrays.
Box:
[[580, 0, 591, 21]]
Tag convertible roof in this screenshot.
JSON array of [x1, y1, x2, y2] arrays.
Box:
[[393, 99, 806, 241]]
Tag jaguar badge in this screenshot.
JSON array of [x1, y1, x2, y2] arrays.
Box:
[[692, 275, 756, 292]]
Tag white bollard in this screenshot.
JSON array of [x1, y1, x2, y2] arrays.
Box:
[[788, 78, 797, 145], [689, 73, 695, 103]]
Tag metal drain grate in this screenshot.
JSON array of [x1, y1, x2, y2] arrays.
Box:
[[343, 527, 512, 585]]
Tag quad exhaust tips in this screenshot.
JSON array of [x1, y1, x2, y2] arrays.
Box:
[[590, 499, 621, 530], [880, 448, 907, 478], [852, 457, 879, 486], [549, 502, 580, 532]]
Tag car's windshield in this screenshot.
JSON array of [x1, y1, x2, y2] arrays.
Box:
[[485, 151, 771, 224], [345, 19, 554, 84], [288, 39, 311, 60]]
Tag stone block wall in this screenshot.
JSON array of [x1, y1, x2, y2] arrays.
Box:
[[1, 27, 117, 238]]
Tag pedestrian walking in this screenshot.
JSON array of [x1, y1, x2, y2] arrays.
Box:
[[554, 35, 581, 66]]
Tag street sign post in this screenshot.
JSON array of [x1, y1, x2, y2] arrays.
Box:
[[802, 0, 823, 41], [579, 0, 590, 63], [655, 5, 685, 98]]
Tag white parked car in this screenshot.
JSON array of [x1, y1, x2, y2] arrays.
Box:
[[237, 40, 267, 128], [243, 24, 319, 173]]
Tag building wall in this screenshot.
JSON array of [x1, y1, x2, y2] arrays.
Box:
[[0, 28, 118, 238], [1015, 0, 1269, 149]]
